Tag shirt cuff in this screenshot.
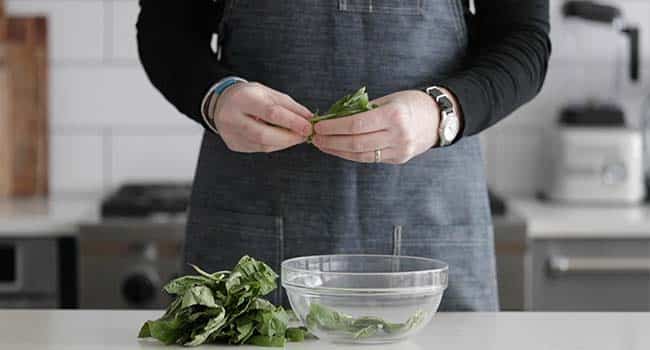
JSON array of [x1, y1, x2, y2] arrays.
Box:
[[200, 76, 248, 135], [438, 76, 482, 137]]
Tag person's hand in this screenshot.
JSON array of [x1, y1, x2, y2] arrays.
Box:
[[212, 82, 313, 153], [312, 90, 441, 164]]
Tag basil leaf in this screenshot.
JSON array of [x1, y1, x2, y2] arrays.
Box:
[[246, 335, 286, 347], [185, 306, 227, 346], [285, 327, 309, 342], [138, 322, 151, 338], [234, 318, 256, 344], [226, 256, 278, 297], [308, 86, 377, 142], [189, 264, 229, 282], [164, 276, 212, 296], [306, 303, 353, 331], [145, 318, 185, 345], [181, 285, 219, 309], [305, 303, 425, 340], [353, 324, 380, 339], [253, 307, 289, 337]]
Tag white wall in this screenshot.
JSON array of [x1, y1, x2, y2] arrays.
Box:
[[484, 0, 650, 196], [5, 0, 650, 195], [6, 0, 203, 194]]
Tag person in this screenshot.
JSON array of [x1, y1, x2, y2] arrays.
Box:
[[137, 0, 551, 311]]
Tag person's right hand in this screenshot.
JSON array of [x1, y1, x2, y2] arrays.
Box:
[[212, 82, 313, 153]]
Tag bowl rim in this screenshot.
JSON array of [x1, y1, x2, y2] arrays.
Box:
[[281, 254, 448, 295], [281, 254, 449, 276]]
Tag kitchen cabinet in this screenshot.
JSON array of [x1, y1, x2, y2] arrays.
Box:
[[508, 198, 650, 311]]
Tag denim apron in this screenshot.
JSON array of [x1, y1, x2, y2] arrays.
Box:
[[185, 0, 499, 311]]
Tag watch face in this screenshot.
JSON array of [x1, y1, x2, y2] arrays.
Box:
[[443, 113, 460, 142]]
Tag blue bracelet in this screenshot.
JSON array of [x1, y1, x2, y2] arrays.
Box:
[[201, 76, 247, 135], [214, 77, 246, 97]]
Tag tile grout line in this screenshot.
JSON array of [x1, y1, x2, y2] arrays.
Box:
[[102, 127, 113, 193], [103, 0, 113, 64]]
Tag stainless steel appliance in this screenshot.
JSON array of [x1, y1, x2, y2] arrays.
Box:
[[548, 117, 646, 204], [78, 183, 189, 309], [548, 1, 645, 204], [643, 95, 650, 201], [529, 238, 650, 311], [490, 191, 528, 311], [0, 237, 76, 308]]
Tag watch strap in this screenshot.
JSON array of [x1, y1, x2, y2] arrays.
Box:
[[424, 86, 460, 147]]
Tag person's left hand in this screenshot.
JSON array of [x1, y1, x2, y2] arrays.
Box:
[[312, 90, 440, 164]]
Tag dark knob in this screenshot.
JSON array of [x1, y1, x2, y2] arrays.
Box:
[[121, 273, 156, 307], [563, 1, 622, 24]]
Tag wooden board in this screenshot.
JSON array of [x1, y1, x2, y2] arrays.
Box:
[[0, 15, 49, 197], [0, 0, 6, 41]]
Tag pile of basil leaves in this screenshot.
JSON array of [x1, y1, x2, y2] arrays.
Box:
[[138, 256, 308, 347]]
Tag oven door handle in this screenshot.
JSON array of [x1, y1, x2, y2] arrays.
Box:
[[548, 256, 650, 276]]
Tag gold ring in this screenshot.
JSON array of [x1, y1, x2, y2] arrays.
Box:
[[374, 149, 382, 163]]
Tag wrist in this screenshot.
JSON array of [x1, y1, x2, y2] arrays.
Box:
[[423, 86, 463, 147], [201, 76, 248, 134]]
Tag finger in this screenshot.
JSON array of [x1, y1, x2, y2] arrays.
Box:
[[313, 104, 399, 136], [260, 103, 313, 137], [267, 90, 314, 119], [318, 146, 401, 164], [244, 95, 313, 137], [238, 115, 307, 147], [312, 131, 394, 153], [219, 131, 260, 153], [222, 130, 303, 153], [369, 93, 395, 106]]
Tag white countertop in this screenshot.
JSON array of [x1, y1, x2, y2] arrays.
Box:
[[0, 310, 647, 350], [508, 198, 650, 239], [0, 194, 101, 236]]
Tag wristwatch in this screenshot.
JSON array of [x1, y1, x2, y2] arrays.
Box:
[[424, 86, 461, 147]]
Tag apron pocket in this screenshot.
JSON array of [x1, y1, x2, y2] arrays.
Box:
[[184, 208, 284, 303], [339, 0, 423, 16], [398, 224, 499, 311]]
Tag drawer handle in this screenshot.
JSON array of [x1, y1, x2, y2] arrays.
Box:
[[548, 256, 650, 276]]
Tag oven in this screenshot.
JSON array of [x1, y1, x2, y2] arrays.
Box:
[[0, 237, 76, 308], [529, 238, 650, 311], [78, 183, 189, 309], [78, 221, 184, 309]]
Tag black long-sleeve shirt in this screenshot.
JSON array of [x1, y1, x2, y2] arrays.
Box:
[[137, 0, 551, 137]]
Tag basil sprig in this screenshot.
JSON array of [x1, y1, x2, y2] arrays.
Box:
[[308, 86, 377, 141]]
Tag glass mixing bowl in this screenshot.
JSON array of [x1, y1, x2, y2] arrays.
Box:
[[281, 255, 448, 344]]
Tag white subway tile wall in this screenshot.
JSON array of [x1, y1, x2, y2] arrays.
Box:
[[4, 0, 650, 196], [49, 130, 104, 193], [6, 0, 105, 63], [110, 0, 139, 62], [110, 132, 202, 186], [50, 66, 191, 126], [6, 0, 202, 194]]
